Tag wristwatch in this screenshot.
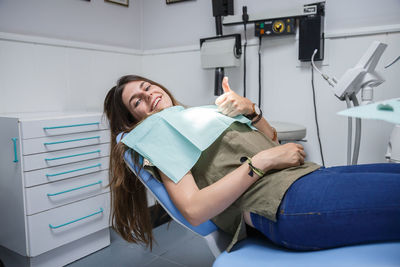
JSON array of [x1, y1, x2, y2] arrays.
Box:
[[244, 103, 261, 120]]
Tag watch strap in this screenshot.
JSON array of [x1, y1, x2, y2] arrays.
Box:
[[244, 103, 257, 120]]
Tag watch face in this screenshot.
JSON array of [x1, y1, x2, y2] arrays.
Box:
[[254, 105, 261, 115]]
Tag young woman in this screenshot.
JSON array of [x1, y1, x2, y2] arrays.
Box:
[[104, 74, 400, 252]]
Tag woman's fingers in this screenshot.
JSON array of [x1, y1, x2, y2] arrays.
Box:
[[222, 77, 231, 93], [216, 77, 233, 106], [215, 93, 228, 105], [297, 150, 306, 165], [226, 109, 240, 117], [296, 144, 304, 150], [217, 98, 229, 112], [220, 101, 233, 115]]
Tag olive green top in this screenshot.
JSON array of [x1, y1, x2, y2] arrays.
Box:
[[144, 122, 320, 252]]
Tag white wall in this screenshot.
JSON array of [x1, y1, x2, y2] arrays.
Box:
[[0, 36, 143, 114], [325, 0, 400, 34], [0, 0, 143, 49]]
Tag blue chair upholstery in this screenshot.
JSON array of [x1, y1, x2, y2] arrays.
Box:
[[117, 133, 400, 266]]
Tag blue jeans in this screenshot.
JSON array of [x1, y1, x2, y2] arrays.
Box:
[[250, 163, 400, 250]]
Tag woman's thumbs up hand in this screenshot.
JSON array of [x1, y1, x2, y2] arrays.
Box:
[[215, 77, 253, 117]]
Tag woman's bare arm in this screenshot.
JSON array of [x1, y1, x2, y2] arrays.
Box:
[[160, 143, 305, 226], [252, 117, 279, 144], [160, 164, 262, 226]]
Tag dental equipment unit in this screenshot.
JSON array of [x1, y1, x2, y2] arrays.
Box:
[[312, 41, 388, 165]]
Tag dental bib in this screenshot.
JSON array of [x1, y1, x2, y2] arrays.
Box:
[[121, 105, 255, 183]]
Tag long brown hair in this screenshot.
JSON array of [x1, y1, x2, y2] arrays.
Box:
[[104, 75, 180, 249]]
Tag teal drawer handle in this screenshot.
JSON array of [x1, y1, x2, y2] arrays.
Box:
[[12, 138, 18, 163], [47, 180, 102, 196], [43, 122, 100, 130], [46, 163, 101, 177], [44, 136, 100, 145], [49, 208, 104, 229], [45, 150, 101, 161]]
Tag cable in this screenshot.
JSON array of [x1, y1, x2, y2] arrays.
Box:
[[311, 49, 324, 76], [243, 23, 247, 97], [242, 6, 248, 98], [385, 55, 400, 68], [311, 49, 337, 88], [344, 95, 353, 165], [311, 63, 325, 167], [258, 36, 262, 108]]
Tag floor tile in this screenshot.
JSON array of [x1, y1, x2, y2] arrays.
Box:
[[0, 246, 29, 267], [67, 240, 156, 267], [145, 221, 198, 256], [160, 235, 215, 267], [144, 256, 185, 267]]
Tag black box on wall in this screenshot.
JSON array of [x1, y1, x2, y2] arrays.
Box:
[[299, 15, 324, 62]]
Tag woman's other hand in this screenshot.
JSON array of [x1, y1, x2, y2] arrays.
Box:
[[215, 77, 253, 117], [252, 143, 306, 172]]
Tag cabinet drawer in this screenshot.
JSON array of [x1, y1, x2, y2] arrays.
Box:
[[20, 114, 108, 139], [24, 157, 109, 187], [27, 193, 110, 257], [22, 130, 110, 155], [23, 143, 110, 171], [25, 170, 109, 215]]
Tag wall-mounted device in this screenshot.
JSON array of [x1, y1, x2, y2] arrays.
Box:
[[222, 2, 325, 62], [200, 34, 242, 69], [298, 5, 325, 62], [255, 18, 296, 37]]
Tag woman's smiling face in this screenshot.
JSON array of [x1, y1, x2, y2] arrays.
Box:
[[121, 80, 173, 121]]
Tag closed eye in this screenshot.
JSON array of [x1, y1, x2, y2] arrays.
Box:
[[145, 84, 151, 91], [134, 98, 141, 107]]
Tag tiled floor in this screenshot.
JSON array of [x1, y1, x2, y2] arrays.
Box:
[[0, 221, 215, 267]]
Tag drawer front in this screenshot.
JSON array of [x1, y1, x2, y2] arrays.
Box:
[[22, 130, 110, 155], [24, 157, 109, 187], [23, 143, 110, 171], [20, 114, 108, 139], [25, 170, 110, 215], [27, 192, 110, 257]]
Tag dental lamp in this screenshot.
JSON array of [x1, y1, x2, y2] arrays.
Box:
[[312, 41, 388, 165]]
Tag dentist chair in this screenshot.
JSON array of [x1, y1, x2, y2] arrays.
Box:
[[116, 134, 400, 267]]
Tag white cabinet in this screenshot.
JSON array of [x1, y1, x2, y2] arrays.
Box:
[[0, 112, 111, 267]]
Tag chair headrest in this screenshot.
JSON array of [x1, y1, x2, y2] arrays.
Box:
[[116, 132, 125, 143]]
